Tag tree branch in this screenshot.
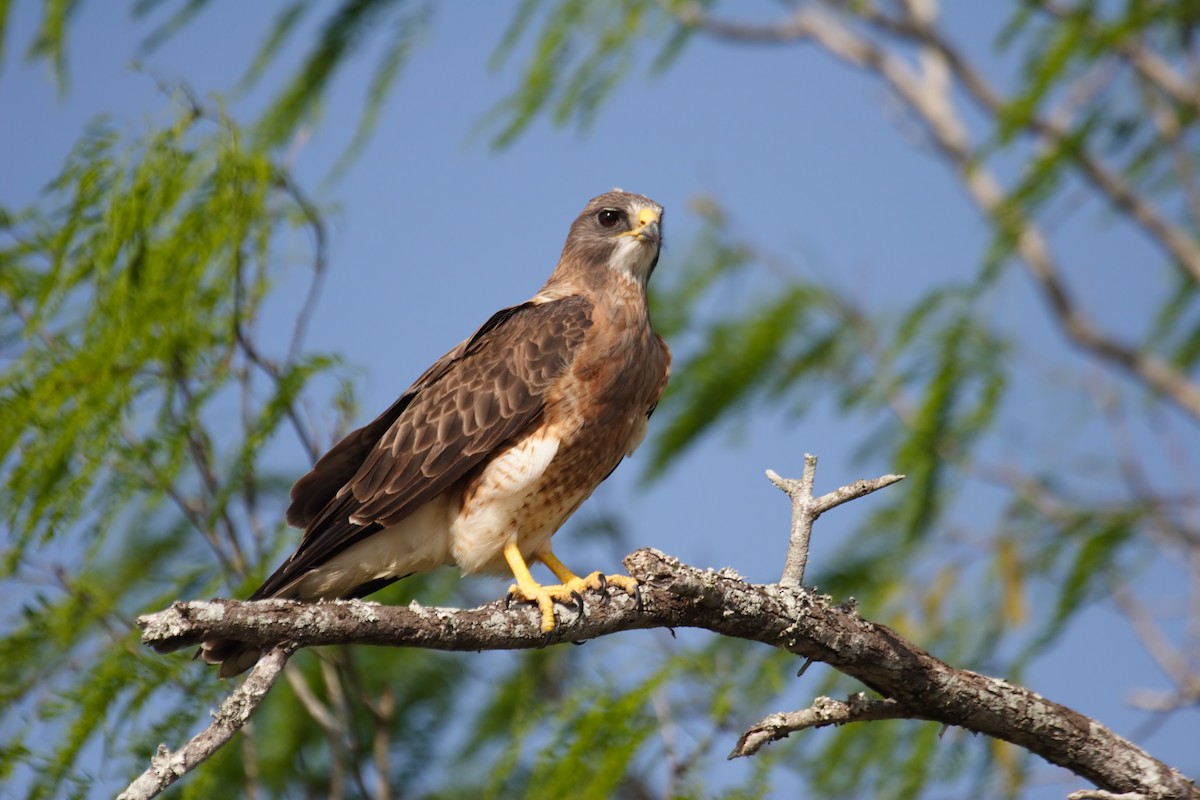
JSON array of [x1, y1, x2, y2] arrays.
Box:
[[676, 0, 1200, 284], [668, 2, 1200, 421], [131, 546, 1197, 799], [766, 454, 904, 586], [117, 643, 297, 800], [729, 694, 926, 759]]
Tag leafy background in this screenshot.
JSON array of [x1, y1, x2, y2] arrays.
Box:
[[2, 1, 1198, 798]]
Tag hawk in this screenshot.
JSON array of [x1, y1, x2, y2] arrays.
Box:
[[202, 190, 670, 677]]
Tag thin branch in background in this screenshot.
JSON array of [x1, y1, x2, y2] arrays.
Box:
[[283, 663, 341, 735], [854, 0, 1200, 286], [1191, 546, 1200, 677], [320, 655, 355, 800], [1089, 373, 1200, 551], [871, 6, 1200, 419], [1135, 74, 1200, 228], [233, 241, 267, 548], [651, 688, 685, 797], [167, 88, 328, 465], [173, 373, 249, 575], [672, 1, 1200, 419], [1111, 580, 1200, 702], [239, 721, 261, 800], [1030, 0, 1200, 117], [276, 169, 330, 370], [365, 685, 394, 800]]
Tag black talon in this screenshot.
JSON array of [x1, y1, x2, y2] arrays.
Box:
[[633, 583, 644, 613], [597, 573, 611, 605], [504, 591, 514, 610], [539, 630, 552, 648], [570, 590, 585, 618]]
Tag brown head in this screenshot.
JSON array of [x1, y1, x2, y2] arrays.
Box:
[[543, 190, 664, 294]]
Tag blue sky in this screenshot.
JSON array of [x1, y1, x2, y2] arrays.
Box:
[[3, 2, 1196, 797]]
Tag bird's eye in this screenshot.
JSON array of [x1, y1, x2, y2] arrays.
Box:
[[597, 208, 623, 228]]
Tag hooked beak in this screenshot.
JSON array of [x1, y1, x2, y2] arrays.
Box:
[[622, 207, 661, 246]]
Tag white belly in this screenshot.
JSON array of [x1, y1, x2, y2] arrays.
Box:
[[449, 428, 575, 575]]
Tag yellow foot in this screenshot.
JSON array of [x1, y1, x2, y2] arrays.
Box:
[[505, 571, 641, 633], [505, 580, 586, 633], [502, 542, 641, 633], [555, 571, 641, 610]]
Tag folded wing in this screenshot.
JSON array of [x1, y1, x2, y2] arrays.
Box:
[[252, 296, 594, 599]]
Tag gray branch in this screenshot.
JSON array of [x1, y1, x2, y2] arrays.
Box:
[[117, 643, 297, 800], [730, 694, 928, 759], [130, 546, 1197, 800], [766, 454, 904, 586]]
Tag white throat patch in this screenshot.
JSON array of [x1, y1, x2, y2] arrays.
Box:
[[608, 198, 662, 283], [609, 235, 658, 283]]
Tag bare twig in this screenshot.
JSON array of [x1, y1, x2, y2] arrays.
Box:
[[766, 455, 904, 586], [1111, 581, 1200, 702], [117, 643, 297, 800], [730, 694, 922, 758]]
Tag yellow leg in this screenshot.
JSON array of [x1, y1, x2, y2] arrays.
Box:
[[536, 550, 586, 584], [503, 541, 578, 633]]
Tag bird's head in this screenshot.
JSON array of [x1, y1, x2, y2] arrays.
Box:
[[553, 190, 664, 290]]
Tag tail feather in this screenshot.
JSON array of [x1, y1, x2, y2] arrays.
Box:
[[198, 573, 407, 678], [199, 639, 263, 679]]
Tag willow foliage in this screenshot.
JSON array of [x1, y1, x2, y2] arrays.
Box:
[[3, 2, 1199, 798]]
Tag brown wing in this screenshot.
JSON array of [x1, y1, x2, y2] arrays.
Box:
[[252, 296, 594, 599]]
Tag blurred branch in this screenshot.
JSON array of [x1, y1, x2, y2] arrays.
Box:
[[1030, 0, 1200, 118], [134, 545, 1197, 800], [669, 1, 1200, 420], [854, 1, 1200, 284], [1112, 580, 1200, 704]]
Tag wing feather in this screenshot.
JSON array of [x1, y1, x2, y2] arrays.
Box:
[[252, 296, 593, 599]]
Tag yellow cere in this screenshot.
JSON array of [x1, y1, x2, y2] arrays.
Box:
[[636, 207, 659, 228]]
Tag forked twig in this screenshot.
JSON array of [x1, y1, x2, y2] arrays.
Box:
[[766, 453, 904, 586]]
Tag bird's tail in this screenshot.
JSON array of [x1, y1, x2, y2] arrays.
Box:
[[198, 639, 262, 679], [198, 573, 407, 678]]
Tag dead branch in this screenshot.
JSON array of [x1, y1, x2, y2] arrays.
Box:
[[766, 454, 903, 586], [730, 694, 926, 758], [117, 643, 297, 800], [122, 462, 1196, 799], [130, 544, 1196, 799]]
